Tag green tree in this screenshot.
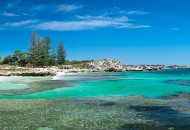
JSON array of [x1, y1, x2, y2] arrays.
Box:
[[33, 41, 45, 66], [57, 42, 66, 65], [29, 32, 41, 66], [0, 56, 2, 64], [2, 50, 28, 66], [41, 37, 51, 66], [29, 32, 53, 67], [13, 50, 28, 66], [49, 48, 57, 66], [30, 32, 40, 51], [2, 55, 15, 65]]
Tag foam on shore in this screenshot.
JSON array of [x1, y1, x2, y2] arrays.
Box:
[[52, 72, 79, 80], [0, 76, 9, 82], [52, 72, 66, 80]]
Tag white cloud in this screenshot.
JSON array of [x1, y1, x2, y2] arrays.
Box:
[[118, 24, 151, 29], [76, 15, 107, 20], [2, 11, 19, 17], [57, 4, 83, 12], [5, 20, 39, 27], [33, 15, 151, 31], [76, 15, 131, 22], [127, 10, 149, 15], [104, 7, 149, 16]]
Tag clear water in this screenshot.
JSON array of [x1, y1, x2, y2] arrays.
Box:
[[1, 69, 190, 99], [0, 82, 28, 90]]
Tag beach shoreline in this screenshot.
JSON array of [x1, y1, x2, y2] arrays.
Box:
[[0, 59, 167, 77], [0, 59, 190, 77]]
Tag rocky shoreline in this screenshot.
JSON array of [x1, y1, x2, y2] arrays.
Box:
[[0, 59, 189, 76], [87, 59, 165, 72], [0, 66, 90, 77]]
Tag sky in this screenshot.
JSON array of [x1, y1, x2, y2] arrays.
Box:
[[0, 0, 190, 65]]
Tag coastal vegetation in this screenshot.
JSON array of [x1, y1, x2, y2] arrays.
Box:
[[1, 32, 67, 67]]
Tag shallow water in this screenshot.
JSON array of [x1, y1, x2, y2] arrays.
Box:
[[0, 82, 28, 90], [1, 70, 190, 129], [0, 69, 190, 99]]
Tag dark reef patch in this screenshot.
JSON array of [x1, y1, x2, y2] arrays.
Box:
[[119, 124, 190, 130], [161, 92, 190, 99], [129, 105, 190, 126], [129, 106, 179, 118], [100, 101, 116, 107]]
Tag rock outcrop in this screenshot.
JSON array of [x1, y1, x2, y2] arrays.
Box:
[[126, 65, 165, 71], [87, 59, 127, 72], [87, 59, 165, 72]]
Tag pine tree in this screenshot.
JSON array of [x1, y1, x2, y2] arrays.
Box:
[[57, 43, 66, 65], [49, 48, 57, 66], [29, 32, 52, 67], [0, 55, 2, 64], [29, 32, 41, 66], [30, 32, 40, 55], [41, 37, 51, 66]]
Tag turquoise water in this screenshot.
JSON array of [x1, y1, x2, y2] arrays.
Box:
[[1, 69, 190, 98]]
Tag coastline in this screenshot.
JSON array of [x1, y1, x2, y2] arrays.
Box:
[[0, 59, 165, 77], [0, 65, 189, 77], [0, 59, 190, 77]]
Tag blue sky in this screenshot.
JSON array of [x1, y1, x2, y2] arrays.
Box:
[[0, 0, 190, 65]]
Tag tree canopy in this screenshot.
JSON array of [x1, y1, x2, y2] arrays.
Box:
[[57, 43, 66, 65], [2, 50, 28, 66], [0, 55, 2, 64]]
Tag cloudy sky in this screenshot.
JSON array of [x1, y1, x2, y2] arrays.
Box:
[[0, 0, 190, 65]]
